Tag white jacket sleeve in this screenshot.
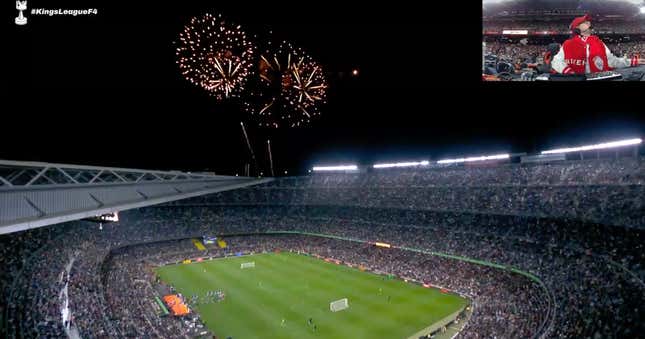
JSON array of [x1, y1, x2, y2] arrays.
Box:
[[604, 43, 636, 69], [551, 47, 572, 74]]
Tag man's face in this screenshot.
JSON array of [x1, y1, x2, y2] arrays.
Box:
[[578, 21, 591, 32]]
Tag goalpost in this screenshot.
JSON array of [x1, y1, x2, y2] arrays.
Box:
[[240, 262, 255, 269], [329, 298, 349, 312]]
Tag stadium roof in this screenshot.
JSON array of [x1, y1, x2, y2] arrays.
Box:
[[0, 160, 271, 234]]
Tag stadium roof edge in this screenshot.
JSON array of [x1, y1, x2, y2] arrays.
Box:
[[0, 177, 273, 235], [0, 159, 224, 178], [0, 159, 273, 235]]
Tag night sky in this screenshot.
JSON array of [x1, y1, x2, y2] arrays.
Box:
[[8, 1, 644, 175]]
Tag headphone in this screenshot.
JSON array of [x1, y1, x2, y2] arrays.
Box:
[[573, 23, 592, 36]]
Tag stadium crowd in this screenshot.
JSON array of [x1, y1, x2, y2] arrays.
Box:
[[102, 239, 212, 338], [483, 21, 645, 34], [197, 158, 645, 228], [605, 42, 645, 58], [100, 234, 548, 339], [0, 156, 643, 338]]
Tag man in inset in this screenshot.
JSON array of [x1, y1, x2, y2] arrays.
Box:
[[551, 13, 643, 74]]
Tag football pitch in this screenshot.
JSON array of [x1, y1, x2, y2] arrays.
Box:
[[155, 252, 468, 339]]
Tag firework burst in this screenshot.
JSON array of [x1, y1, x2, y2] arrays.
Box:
[[244, 41, 327, 128], [176, 13, 256, 99]]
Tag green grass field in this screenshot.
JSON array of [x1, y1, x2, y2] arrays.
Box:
[[155, 252, 468, 339]]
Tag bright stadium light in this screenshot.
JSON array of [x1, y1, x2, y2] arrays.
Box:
[[541, 138, 642, 154], [437, 154, 510, 164], [312, 165, 358, 172], [373, 160, 430, 169], [641, 6, 645, 14]]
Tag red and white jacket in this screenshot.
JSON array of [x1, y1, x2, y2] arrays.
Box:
[[551, 35, 639, 74]]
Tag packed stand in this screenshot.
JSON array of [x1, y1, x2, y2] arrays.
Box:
[[190, 157, 645, 228], [483, 21, 645, 34], [1, 156, 643, 338]]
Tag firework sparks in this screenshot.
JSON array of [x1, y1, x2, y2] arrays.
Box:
[[176, 13, 256, 99], [244, 41, 327, 128]]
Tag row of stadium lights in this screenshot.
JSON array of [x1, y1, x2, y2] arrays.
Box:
[[311, 138, 642, 172]]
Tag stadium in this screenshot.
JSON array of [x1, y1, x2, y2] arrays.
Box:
[[1, 140, 644, 338], [482, 0, 645, 80], [6, 1, 645, 338]]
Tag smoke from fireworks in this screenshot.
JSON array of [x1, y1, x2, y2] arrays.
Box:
[[176, 13, 256, 99], [244, 41, 328, 128]]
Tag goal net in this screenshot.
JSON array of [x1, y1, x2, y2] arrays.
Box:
[[329, 298, 349, 312], [240, 262, 255, 269]]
